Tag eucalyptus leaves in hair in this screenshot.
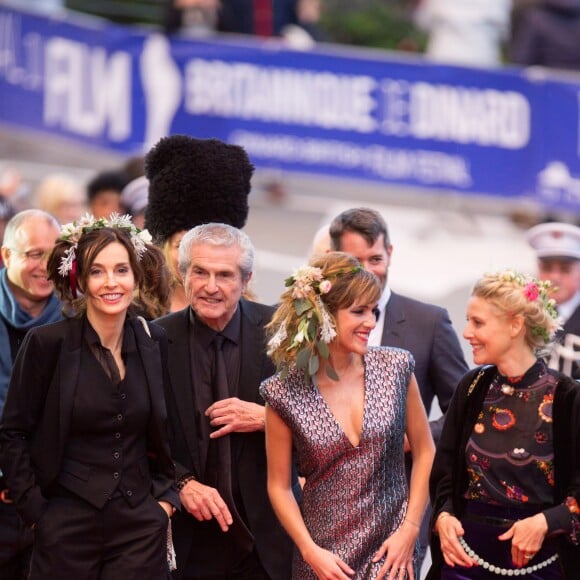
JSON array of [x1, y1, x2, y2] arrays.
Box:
[[267, 252, 380, 383]]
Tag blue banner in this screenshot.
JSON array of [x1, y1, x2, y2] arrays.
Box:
[[1, 5, 580, 212]]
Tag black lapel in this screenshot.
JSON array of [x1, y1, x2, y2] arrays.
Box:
[[165, 309, 202, 476], [58, 318, 83, 445]]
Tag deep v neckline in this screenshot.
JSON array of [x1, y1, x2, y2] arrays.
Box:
[[315, 356, 367, 448]]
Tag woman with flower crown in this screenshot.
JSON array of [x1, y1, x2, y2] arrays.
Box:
[[260, 252, 435, 579], [0, 214, 178, 579], [428, 270, 580, 580]]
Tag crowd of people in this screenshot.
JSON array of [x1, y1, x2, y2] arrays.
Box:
[[414, 0, 580, 70], [0, 133, 579, 580], [17, 0, 580, 72], [164, 0, 323, 46]]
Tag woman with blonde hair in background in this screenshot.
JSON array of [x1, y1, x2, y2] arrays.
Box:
[[34, 173, 87, 225], [144, 134, 254, 312]]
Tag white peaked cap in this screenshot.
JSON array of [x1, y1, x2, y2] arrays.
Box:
[[526, 222, 580, 260]]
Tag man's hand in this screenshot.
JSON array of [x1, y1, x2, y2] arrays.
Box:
[[179, 479, 233, 532], [206, 397, 265, 438]]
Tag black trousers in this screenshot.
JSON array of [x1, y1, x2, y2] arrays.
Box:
[[172, 513, 270, 580], [176, 548, 269, 580], [0, 498, 33, 580], [30, 491, 170, 580]]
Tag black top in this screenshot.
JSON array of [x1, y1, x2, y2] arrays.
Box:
[[428, 364, 580, 579], [465, 360, 558, 510]]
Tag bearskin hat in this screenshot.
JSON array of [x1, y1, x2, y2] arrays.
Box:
[[144, 135, 254, 244]]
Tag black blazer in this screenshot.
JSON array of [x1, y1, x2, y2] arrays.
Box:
[[0, 316, 176, 526], [561, 304, 580, 379], [381, 292, 468, 443], [563, 304, 580, 338], [156, 299, 295, 580]]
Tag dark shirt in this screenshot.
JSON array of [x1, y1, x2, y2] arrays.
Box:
[[187, 307, 243, 479], [62, 319, 151, 507], [188, 306, 242, 402], [465, 360, 558, 510], [85, 321, 123, 385], [185, 307, 254, 574]]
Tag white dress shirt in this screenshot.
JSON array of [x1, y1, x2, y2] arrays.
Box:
[[558, 290, 580, 325], [368, 286, 392, 347]]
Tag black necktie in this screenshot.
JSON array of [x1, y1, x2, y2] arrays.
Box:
[[212, 333, 230, 402], [205, 334, 254, 551]]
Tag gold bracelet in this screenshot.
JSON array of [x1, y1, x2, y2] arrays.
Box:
[[404, 518, 421, 528], [437, 512, 452, 523]]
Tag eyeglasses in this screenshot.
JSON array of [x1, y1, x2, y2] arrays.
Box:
[[9, 248, 52, 262]]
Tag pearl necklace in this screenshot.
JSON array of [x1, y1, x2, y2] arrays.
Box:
[[458, 536, 559, 576]]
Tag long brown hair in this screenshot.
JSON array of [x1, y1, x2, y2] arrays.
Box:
[[266, 251, 380, 371], [48, 227, 170, 317]]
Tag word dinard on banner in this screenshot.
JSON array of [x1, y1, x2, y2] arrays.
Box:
[[1, 5, 579, 212]]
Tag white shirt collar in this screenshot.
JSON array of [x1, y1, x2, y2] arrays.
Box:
[[557, 290, 580, 325], [368, 285, 391, 346]]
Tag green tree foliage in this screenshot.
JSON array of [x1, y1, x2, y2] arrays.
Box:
[[66, 0, 165, 25], [319, 0, 426, 52]]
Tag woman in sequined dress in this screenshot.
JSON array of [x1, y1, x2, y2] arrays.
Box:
[[260, 252, 434, 579], [428, 271, 580, 579]]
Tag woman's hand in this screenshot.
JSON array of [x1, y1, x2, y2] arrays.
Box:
[[372, 519, 418, 579], [498, 513, 548, 568], [301, 543, 355, 579], [158, 500, 175, 518], [435, 512, 476, 569], [373, 520, 419, 580]]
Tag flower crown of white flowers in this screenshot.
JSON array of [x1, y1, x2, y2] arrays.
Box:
[[57, 213, 153, 278], [499, 270, 560, 343], [268, 264, 363, 382]]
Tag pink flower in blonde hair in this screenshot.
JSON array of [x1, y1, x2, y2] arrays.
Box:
[[523, 282, 539, 302]]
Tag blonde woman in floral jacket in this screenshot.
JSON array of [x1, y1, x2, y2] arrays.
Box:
[[428, 271, 580, 579]]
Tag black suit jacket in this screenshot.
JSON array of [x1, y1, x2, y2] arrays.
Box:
[[381, 292, 468, 443], [156, 299, 294, 580], [0, 315, 176, 526], [563, 306, 580, 336], [564, 304, 580, 338], [557, 304, 580, 379]]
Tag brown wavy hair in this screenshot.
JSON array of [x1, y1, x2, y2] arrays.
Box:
[[48, 227, 170, 318], [266, 251, 380, 371]]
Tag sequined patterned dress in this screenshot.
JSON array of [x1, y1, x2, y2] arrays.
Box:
[[260, 347, 415, 579]]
